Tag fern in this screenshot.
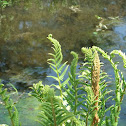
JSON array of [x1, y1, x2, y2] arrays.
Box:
[[63, 51, 80, 114], [0, 82, 21, 126], [38, 36, 126, 126], [80, 47, 113, 126], [47, 34, 69, 102], [1, 34, 126, 126], [47, 35, 115, 126], [30, 81, 74, 126], [93, 46, 126, 126], [62, 51, 88, 125]]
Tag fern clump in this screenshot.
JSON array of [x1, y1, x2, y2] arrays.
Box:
[[79, 47, 113, 126], [46, 35, 113, 126], [1, 34, 126, 126], [47, 34, 69, 102], [30, 81, 74, 126], [46, 35, 126, 126]]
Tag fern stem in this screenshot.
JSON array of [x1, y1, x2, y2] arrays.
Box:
[[86, 107, 90, 126], [8, 109, 15, 126], [55, 62, 63, 104], [74, 86, 77, 115], [57, 72, 63, 103], [51, 98, 57, 126]]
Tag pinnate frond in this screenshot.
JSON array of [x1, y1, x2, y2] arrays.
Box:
[[47, 34, 69, 100], [0, 82, 20, 126], [47, 34, 68, 78], [30, 81, 74, 126]]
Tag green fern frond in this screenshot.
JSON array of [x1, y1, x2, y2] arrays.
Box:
[[30, 82, 74, 126], [0, 82, 20, 126], [11, 106, 19, 126], [70, 51, 78, 79], [110, 50, 126, 68], [81, 47, 93, 61], [30, 81, 45, 102], [47, 34, 69, 101], [64, 51, 83, 115]]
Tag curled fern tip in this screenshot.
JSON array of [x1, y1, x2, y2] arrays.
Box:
[[48, 34, 52, 38]]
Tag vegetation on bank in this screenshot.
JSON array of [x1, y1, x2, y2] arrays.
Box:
[[0, 34, 126, 126]]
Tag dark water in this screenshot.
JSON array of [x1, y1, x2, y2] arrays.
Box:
[[0, 0, 126, 125]]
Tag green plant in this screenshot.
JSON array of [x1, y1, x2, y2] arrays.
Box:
[[0, 0, 9, 8], [78, 47, 112, 126], [30, 81, 74, 126], [1, 34, 126, 126], [40, 34, 112, 126], [93, 46, 126, 126], [0, 0, 9, 14], [29, 35, 126, 126], [0, 82, 21, 126], [47, 34, 69, 103], [42, 34, 126, 125]]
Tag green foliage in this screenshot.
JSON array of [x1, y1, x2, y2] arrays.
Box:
[[30, 81, 74, 126], [46, 35, 126, 126], [63, 51, 80, 113], [93, 46, 126, 126], [1, 35, 126, 126], [63, 51, 87, 125], [30, 35, 126, 126], [0, 0, 9, 9], [47, 34, 69, 102], [0, 82, 21, 126], [46, 35, 114, 125], [80, 47, 112, 126]]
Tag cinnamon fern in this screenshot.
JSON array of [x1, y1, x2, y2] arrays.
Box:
[[93, 46, 126, 126], [47, 35, 114, 126], [80, 47, 113, 126]]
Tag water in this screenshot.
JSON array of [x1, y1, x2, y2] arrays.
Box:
[[0, 0, 126, 125]]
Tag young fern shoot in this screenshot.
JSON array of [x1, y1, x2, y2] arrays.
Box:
[[47, 34, 69, 102]]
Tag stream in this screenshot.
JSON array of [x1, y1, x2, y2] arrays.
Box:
[[0, 0, 126, 125]]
